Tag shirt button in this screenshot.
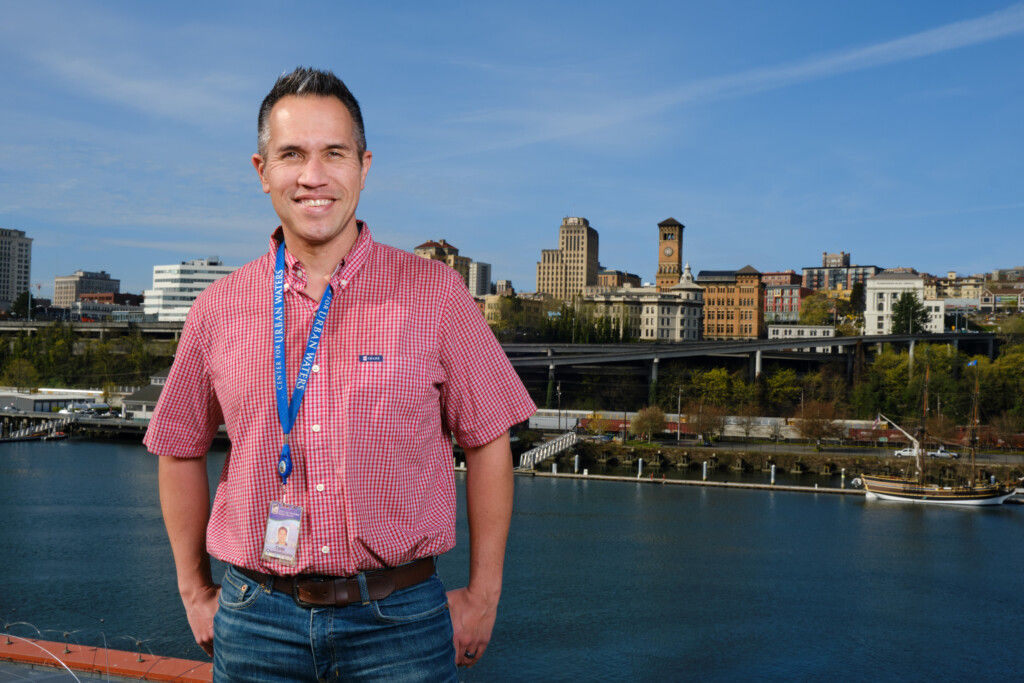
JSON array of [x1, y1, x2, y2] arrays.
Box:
[[315, 483, 325, 492], [312, 364, 320, 373], [340, 279, 348, 286], [321, 546, 330, 554], [311, 424, 321, 433]]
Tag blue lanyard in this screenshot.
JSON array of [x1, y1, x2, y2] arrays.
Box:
[[273, 242, 333, 486]]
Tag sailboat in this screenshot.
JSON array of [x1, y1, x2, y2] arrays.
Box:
[[860, 366, 1015, 506]]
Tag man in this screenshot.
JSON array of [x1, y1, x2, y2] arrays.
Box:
[[145, 67, 535, 681]]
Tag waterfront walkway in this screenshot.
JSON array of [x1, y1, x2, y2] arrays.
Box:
[[517, 469, 864, 495]]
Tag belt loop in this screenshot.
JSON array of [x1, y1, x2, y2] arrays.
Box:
[[356, 572, 370, 604]]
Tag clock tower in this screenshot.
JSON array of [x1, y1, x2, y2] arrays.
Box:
[[656, 217, 684, 291]]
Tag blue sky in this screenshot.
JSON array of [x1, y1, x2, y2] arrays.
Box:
[[1, 1, 1022, 299]]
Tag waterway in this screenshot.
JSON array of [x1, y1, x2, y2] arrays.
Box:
[[2, 440, 1023, 681]]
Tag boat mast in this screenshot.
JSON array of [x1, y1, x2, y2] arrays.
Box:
[[916, 366, 930, 484]]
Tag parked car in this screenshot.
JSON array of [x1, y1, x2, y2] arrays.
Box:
[[927, 446, 960, 459], [894, 447, 917, 458]]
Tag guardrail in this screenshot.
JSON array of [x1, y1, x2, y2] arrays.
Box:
[[6, 416, 76, 439]]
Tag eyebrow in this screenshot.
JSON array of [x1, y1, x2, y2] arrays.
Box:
[[275, 142, 355, 155]]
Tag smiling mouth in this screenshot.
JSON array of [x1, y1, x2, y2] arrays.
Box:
[[299, 199, 333, 207]]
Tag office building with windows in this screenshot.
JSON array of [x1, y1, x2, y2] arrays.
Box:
[[142, 256, 236, 322], [536, 217, 599, 301], [0, 228, 32, 311], [53, 270, 120, 308]]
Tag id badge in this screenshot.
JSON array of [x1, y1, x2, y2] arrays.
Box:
[[261, 500, 302, 567]]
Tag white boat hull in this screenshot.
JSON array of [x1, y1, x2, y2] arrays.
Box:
[[861, 475, 1014, 506]]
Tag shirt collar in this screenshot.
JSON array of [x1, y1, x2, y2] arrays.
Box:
[[268, 221, 374, 295]]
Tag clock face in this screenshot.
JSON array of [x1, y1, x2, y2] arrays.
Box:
[[663, 246, 674, 257]]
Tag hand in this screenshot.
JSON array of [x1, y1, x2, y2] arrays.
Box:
[[447, 586, 498, 668], [181, 583, 221, 657]]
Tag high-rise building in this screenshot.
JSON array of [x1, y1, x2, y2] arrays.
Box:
[[467, 261, 491, 297], [0, 228, 32, 311], [142, 256, 236, 322], [536, 217, 599, 301], [655, 218, 684, 291], [414, 239, 471, 285], [53, 270, 120, 308]]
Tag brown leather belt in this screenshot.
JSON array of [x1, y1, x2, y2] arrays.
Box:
[[233, 557, 436, 608]]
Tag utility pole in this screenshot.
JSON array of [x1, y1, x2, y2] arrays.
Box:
[[557, 381, 562, 432], [676, 387, 682, 442]]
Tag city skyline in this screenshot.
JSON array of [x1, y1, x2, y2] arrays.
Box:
[[2, 1, 1022, 299]]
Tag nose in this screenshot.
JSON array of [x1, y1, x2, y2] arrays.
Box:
[[297, 156, 327, 187]]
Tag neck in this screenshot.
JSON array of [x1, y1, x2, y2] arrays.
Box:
[[283, 225, 358, 301]]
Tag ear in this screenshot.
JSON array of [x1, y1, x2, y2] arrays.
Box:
[[359, 150, 373, 191], [252, 154, 270, 193]]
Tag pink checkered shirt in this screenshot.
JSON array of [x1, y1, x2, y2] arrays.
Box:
[[144, 223, 535, 576]]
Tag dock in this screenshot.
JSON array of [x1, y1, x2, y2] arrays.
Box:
[[514, 469, 865, 495]]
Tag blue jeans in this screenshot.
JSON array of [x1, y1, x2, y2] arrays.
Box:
[[213, 565, 457, 682]]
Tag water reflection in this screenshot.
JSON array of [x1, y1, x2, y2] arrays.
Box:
[[2, 442, 1022, 681]]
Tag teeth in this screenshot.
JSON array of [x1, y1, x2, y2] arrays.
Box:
[[300, 199, 332, 207]]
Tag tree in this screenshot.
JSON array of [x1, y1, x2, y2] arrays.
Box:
[[684, 400, 726, 441], [2, 358, 39, 391], [891, 292, 930, 334], [799, 292, 835, 326], [989, 411, 1021, 451], [11, 291, 30, 319], [849, 282, 866, 314], [693, 368, 731, 406], [630, 406, 665, 442], [796, 401, 844, 445], [765, 368, 802, 414], [736, 402, 760, 439], [800, 293, 850, 327], [588, 414, 614, 436]]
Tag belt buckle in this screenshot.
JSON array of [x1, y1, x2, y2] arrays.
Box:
[[291, 578, 319, 609]]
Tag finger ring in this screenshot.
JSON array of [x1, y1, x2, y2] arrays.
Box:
[[464, 651, 477, 659]]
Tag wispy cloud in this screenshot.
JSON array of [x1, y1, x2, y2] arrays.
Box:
[[654, 3, 1024, 107], [430, 3, 1024, 159], [0, 3, 252, 128], [31, 53, 249, 127]]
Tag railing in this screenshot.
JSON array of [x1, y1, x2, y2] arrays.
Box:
[[6, 416, 76, 439], [517, 432, 579, 470]]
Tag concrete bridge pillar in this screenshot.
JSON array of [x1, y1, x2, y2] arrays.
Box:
[[546, 364, 556, 410], [649, 357, 659, 406], [846, 346, 854, 382], [908, 340, 915, 377], [988, 337, 995, 360]]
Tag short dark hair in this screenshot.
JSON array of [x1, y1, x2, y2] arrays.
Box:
[[257, 67, 366, 159]]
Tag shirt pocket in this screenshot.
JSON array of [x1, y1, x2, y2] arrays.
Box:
[[345, 353, 441, 434]]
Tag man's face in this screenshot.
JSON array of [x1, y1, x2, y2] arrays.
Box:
[[252, 95, 372, 252]]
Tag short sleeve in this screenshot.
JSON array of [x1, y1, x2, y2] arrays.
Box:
[[437, 281, 536, 448], [143, 304, 224, 458]]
